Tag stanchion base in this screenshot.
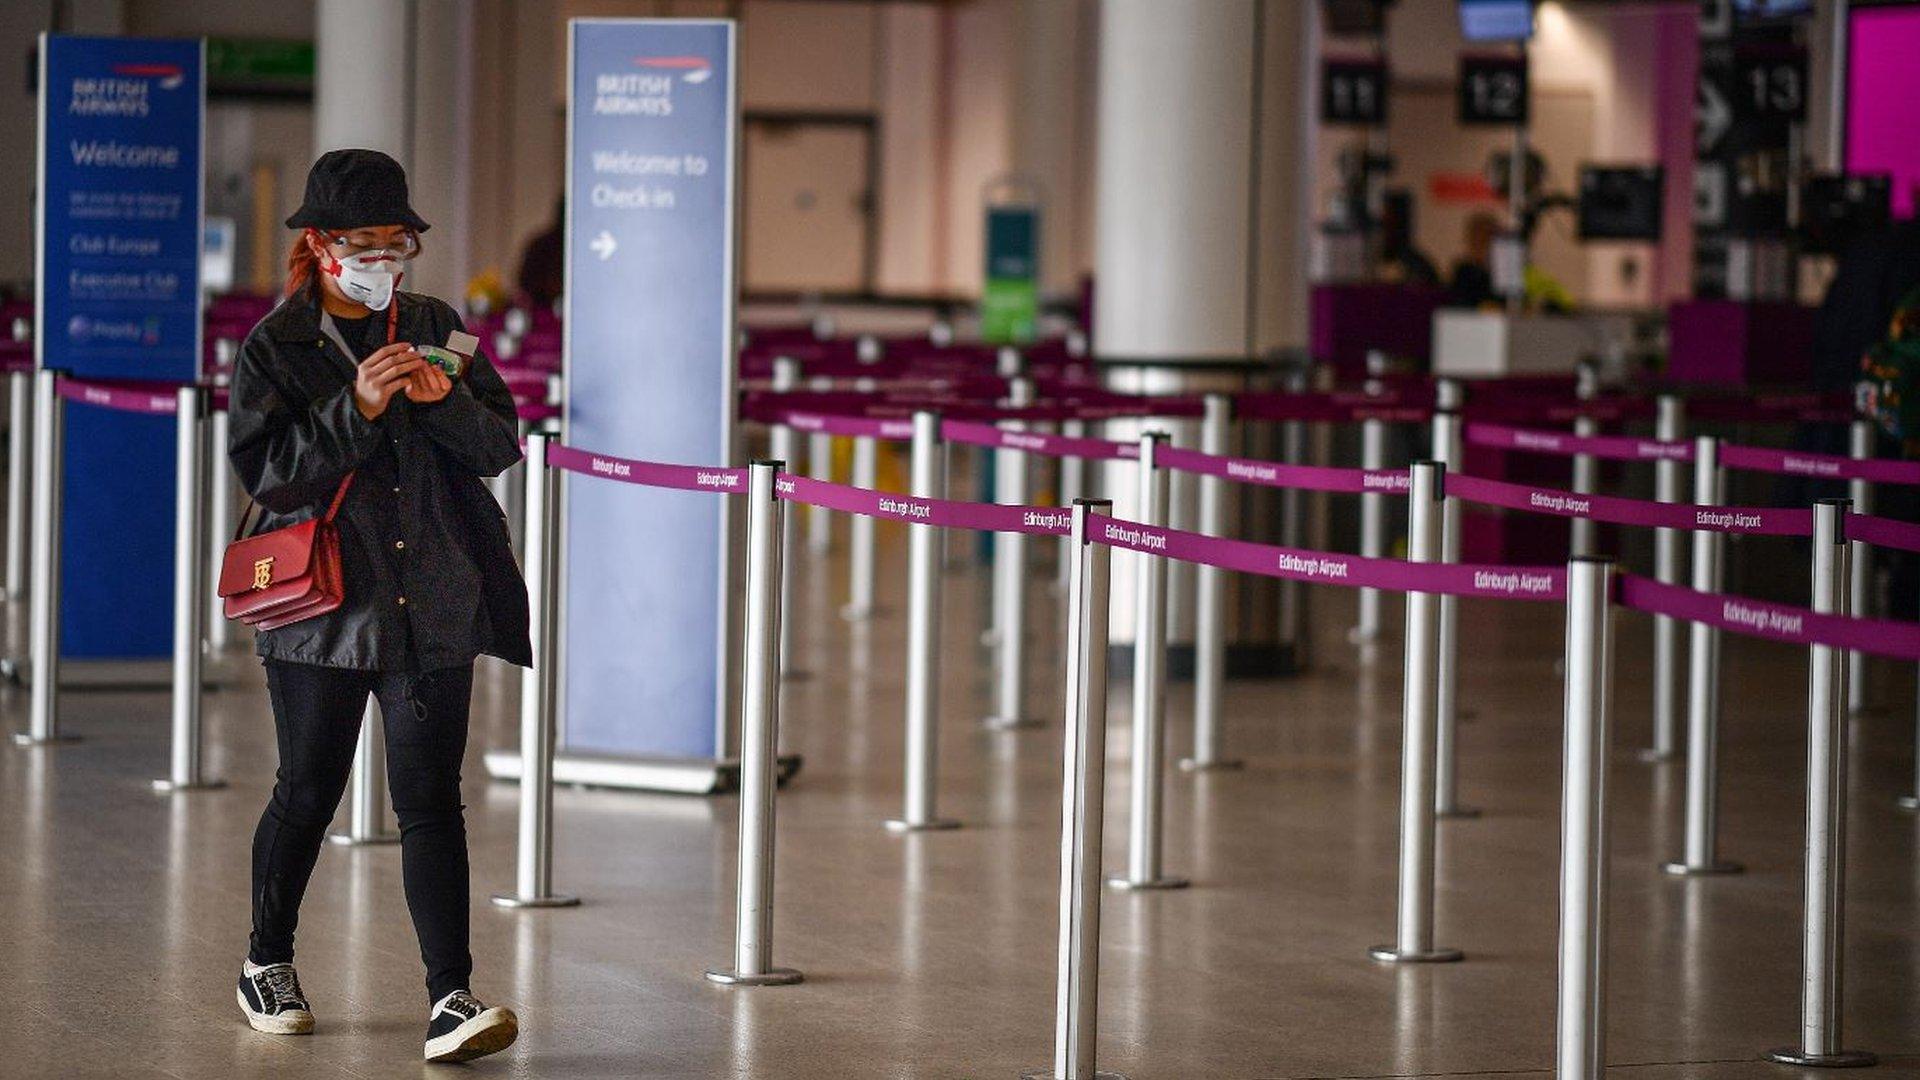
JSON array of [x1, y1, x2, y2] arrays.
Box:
[[1895, 795, 1920, 812], [151, 778, 227, 793], [1637, 748, 1678, 764], [1178, 757, 1245, 772], [1765, 1047, 1877, 1068], [327, 832, 401, 846], [1106, 876, 1190, 891], [984, 715, 1043, 731], [12, 732, 81, 746], [490, 893, 581, 909], [1660, 860, 1744, 877], [1368, 945, 1464, 964], [884, 817, 962, 833], [1021, 1070, 1127, 1080], [704, 967, 803, 987], [1436, 805, 1482, 820]]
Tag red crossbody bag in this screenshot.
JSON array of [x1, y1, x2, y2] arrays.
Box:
[[218, 475, 353, 630]]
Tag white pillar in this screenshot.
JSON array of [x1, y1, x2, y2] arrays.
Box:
[[315, 0, 415, 167], [1096, 0, 1260, 644]]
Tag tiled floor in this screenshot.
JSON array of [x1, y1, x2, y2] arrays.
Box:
[[3, 524, 1919, 1079]]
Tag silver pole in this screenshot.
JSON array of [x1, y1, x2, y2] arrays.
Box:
[[1351, 417, 1386, 645], [1432, 409, 1477, 817], [204, 401, 233, 652], [987, 377, 1038, 728], [1644, 395, 1684, 763], [1183, 395, 1241, 772], [327, 702, 399, 845], [1370, 461, 1462, 962], [1767, 501, 1876, 1067], [17, 370, 69, 746], [1569, 417, 1599, 558], [888, 413, 960, 833], [1056, 418, 1087, 595], [1109, 432, 1185, 891], [769, 358, 801, 672], [806, 375, 832, 555], [1278, 368, 1309, 664], [1665, 437, 1740, 875], [493, 435, 578, 908], [1554, 556, 1616, 1080], [154, 387, 220, 791], [1846, 421, 1871, 713], [708, 460, 802, 986], [1022, 499, 1125, 1080], [5, 369, 31, 601], [842, 434, 878, 620]]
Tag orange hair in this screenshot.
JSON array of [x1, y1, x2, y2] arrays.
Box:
[[284, 230, 321, 299]]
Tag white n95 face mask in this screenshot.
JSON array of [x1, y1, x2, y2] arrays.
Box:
[[325, 251, 403, 311]]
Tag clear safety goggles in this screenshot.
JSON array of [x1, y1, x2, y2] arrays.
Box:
[[316, 228, 421, 263]]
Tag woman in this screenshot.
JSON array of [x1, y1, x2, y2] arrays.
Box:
[[227, 149, 531, 1064]]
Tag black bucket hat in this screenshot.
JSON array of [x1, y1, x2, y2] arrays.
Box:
[[285, 148, 431, 232]]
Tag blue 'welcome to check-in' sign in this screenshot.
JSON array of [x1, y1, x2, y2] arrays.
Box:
[[562, 20, 737, 767], [38, 35, 203, 660]]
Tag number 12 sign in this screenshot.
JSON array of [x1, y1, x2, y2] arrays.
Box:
[[1459, 55, 1528, 126]]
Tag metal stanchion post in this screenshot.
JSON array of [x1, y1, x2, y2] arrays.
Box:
[[17, 370, 71, 745], [1182, 395, 1241, 772], [1022, 499, 1124, 1080], [708, 460, 803, 986], [1056, 418, 1086, 596], [1109, 432, 1186, 891], [493, 435, 578, 908], [328, 707, 400, 845], [1767, 500, 1875, 1068], [1665, 437, 1741, 875], [843, 434, 878, 619], [1643, 394, 1684, 763], [1370, 461, 1462, 962], [987, 377, 1038, 728], [806, 375, 832, 555], [5, 368, 30, 601], [204, 390, 233, 652], [154, 387, 220, 791], [1431, 408, 1477, 817], [1351, 416, 1387, 645], [1569, 415, 1599, 558], [1278, 370, 1308, 664], [769, 358, 801, 671], [888, 413, 960, 833], [1846, 421, 1871, 714], [1555, 556, 1616, 1080]]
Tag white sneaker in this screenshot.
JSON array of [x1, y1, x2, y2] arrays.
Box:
[[236, 961, 315, 1035], [424, 990, 518, 1063]]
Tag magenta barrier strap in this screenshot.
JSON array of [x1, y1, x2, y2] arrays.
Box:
[[778, 410, 915, 441], [1088, 515, 1564, 601], [940, 418, 1140, 462], [1617, 572, 1920, 663], [1719, 443, 1920, 486], [1846, 511, 1920, 554], [1465, 421, 1693, 463], [545, 444, 748, 494], [1446, 473, 1813, 537], [775, 474, 1072, 536], [1158, 445, 1409, 495], [57, 377, 181, 415]]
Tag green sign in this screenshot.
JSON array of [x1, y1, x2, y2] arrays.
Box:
[[206, 38, 314, 97], [982, 205, 1039, 344]]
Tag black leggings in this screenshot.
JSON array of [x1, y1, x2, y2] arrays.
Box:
[[248, 661, 475, 1004]]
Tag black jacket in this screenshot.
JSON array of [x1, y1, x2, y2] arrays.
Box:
[[228, 288, 532, 671]]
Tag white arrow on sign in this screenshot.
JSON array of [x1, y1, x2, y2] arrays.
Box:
[[589, 230, 617, 261], [1697, 77, 1731, 155]]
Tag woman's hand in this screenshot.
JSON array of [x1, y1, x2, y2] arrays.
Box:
[[404, 362, 454, 405], [354, 342, 425, 420]]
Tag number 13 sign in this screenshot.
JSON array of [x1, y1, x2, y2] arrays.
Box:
[[1459, 55, 1528, 126]]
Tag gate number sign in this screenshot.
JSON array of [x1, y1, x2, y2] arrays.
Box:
[[1322, 59, 1387, 127], [1459, 55, 1528, 126]]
